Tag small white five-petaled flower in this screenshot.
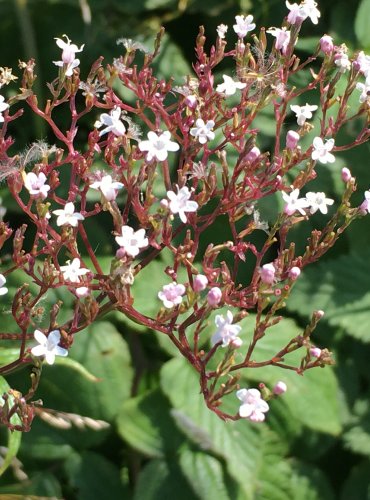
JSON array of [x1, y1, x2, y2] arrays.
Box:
[[165, 186, 198, 223], [190, 119, 215, 144], [60, 258, 89, 283], [53, 202, 84, 227], [158, 282, 186, 309], [95, 107, 126, 137], [282, 188, 309, 216], [305, 192, 334, 214], [138, 131, 180, 162], [233, 15, 256, 38], [311, 137, 335, 164], [216, 75, 246, 96], [53, 35, 84, 76], [115, 225, 148, 258], [236, 388, 269, 422], [90, 174, 124, 201], [24, 172, 50, 199], [290, 103, 318, 126], [266, 27, 291, 55], [31, 329, 68, 365], [211, 310, 242, 347]]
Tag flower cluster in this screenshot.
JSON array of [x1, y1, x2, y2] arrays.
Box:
[[0, 1, 368, 433]]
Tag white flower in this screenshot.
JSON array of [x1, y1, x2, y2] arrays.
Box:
[[31, 329, 68, 365], [216, 75, 246, 96], [211, 310, 242, 347], [233, 15, 256, 38], [138, 131, 180, 162], [355, 51, 370, 78], [24, 172, 50, 199], [334, 52, 351, 73], [356, 82, 370, 103], [266, 27, 291, 55], [311, 137, 335, 164], [158, 282, 186, 308], [286, 1, 306, 24], [60, 258, 90, 283], [0, 274, 8, 296], [301, 0, 320, 24], [115, 225, 148, 257], [305, 192, 334, 214], [53, 202, 84, 227], [0, 95, 9, 123], [290, 103, 318, 126], [217, 24, 228, 39], [94, 107, 126, 137], [236, 388, 269, 422], [166, 186, 198, 223], [190, 119, 215, 144], [90, 175, 124, 201], [55, 35, 84, 64], [360, 190, 370, 214], [53, 35, 84, 76], [282, 188, 309, 216]]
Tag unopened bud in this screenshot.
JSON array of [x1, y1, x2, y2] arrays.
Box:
[[288, 266, 301, 280], [341, 167, 352, 183], [314, 310, 325, 319], [207, 287, 222, 307], [245, 146, 260, 162], [286, 130, 300, 150], [260, 263, 276, 285], [76, 286, 90, 298], [185, 95, 197, 109], [320, 35, 334, 55], [310, 347, 322, 358], [193, 274, 208, 292], [273, 381, 287, 395], [230, 337, 243, 348]]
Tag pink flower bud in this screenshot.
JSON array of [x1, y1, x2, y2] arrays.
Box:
[[230, 337, 243, 349], [207, 287, 222, 307], [320, 35, 334, 55], [310, 347, 322, 358], [260, 263, 276, 285], [193, 274, 208, 292], [160, 198, 169, 208], [273, 381, 287, 395], [116, 248, 126, 259], [314, 310, 325, 319], [286, 130, 300, 150], [288, 266, 301, 280], [76, 286, 89, 297], [245, 146, 261, 162], [185, 95, 197, 109], [341, 167, 352, 183]]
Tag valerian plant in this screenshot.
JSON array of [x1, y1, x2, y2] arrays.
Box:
[[0, 0, 369, 432]]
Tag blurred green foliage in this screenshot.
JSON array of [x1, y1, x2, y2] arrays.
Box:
[[0, 0, 370, 498]]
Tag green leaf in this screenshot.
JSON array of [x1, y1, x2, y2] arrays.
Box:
[[355, 0, 370, 48], [287, 254, 370, 342], [133, 459, 196, 500], [0, 376, 22, 476], [341, 460, 370, 500], [64, 451, 129, 500], [160, 358, 297, 499], [179, 449, 230, 500], [343, 398, 370, 456], [116, 389, 185, 457]]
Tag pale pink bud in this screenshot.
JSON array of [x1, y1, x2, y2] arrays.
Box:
[[286, 130, 300, 150], [160, 198, 169, 208], [315, 310, 325, 319], [245, 146, 261, 162], [320, 35, 334, 55], [310, 347, 322, 358], [288, 266, 301, 280], [341, 167, 352, 183], [230, 337, 243, 348], [273, 381, 287, 395], [185, 95, 198, 108], [116, 248, 126, 259], [193, 274, 208, 292], [76, 286, 89, 297], [207, 287, 222, 307], [260, 263, 276, 285]]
